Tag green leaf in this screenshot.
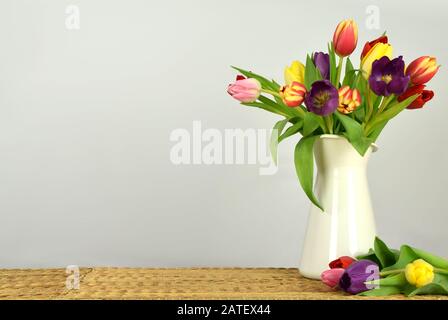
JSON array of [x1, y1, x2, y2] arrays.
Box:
[[368, 120, 388, 142], [404, 282, 448, 297], [294, 136, 323, 211], [342, 58, 355, 86], [367, 95, 419, 134], [258, 95, 298, 118], [356, 249, 382, 266], [377, 273, 407, 287], [374, 237, 397, 269], [381, 245, 419, 273], [403, 272, 448, 296], [334, 111, 373, 156], [392, 249, 401, 260], [303, 112, 321, 137], [270, 119, 289, 165], [411, 247, 448, 269], [242, 101, 285, 117], [304, 55, 321, 90], [231, 66, 280, 91], [357, 75, 368, 97], [372, 93, 382, 110], [279, 120, 304, 143], [353, 100, 367, 123], [328, 42, 337, 86], [359, 286, 401, 297]]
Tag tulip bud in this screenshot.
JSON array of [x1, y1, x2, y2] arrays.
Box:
[[398, 85, 434, 110], [405, 259, 434, 288], [329, 255, 356, 269], [227, 76, 261, 103], [360, 42, 393, 78], [406, 56, 440, 85], [361, 35, 388, 60], [339, 260, 380, 294], [321, 268, 345, 288], [337, 86, 362, 114], [332, 19, 358, 57], [284, 61, 305, 85], [280, 81, 307, 107], [313, 52, 330, 80]]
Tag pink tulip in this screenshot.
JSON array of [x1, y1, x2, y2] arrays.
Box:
[[227, 76, 261, 103], [321, 268, 345, 288]]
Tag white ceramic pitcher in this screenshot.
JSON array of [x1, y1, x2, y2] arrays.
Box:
[[299, 134, 378, 279]]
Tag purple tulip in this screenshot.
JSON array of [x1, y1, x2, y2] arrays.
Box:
[[369, 56, 410, 96], [313, 52, 330, 80], [339, 260, 380, 294], [304, 80, 339, 116]]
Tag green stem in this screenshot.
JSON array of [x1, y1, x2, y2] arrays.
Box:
[[380, 269, 404, 277], [365, 89, 374, 124], [364, 95, 394, 135], [294, 106, 306, 118], [377, 95, 395, 114], [434, 268, 448, 275], [380, 267, 448, 277], [261, 88, 282, 98], [353, 71, 361, 88], [324, 116, 333, 134], [246, 101, 289, 118], [335, 56, 344, 86]]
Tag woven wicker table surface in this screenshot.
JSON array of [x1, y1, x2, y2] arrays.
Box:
[[0, 268, 447, 300]]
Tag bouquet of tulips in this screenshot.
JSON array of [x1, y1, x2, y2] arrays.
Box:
[[227, 19, 440, 210], [320, 237, 448, 297]]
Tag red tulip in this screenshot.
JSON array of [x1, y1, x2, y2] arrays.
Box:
[[406, 56, 440, 85], [329, 256, 356, 269], [332, 19, 358, 57], [361, 35, 388, 60], [398, 85, 434, 110]]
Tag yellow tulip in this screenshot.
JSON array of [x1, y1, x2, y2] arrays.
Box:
[[405, 259, 434, 288], [360, 42, 393, 78], [284, 61, 305, 85]]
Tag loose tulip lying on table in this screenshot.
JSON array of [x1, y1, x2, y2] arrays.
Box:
[[320, 237, 448, 297], [227, 18, 440, 211]]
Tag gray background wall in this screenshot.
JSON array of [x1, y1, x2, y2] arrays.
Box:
[[0, 0, 446, 268]]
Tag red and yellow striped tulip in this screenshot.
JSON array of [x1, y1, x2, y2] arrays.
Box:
[[406, 56, 440, 85], [332, 19, 358, 57], [361, 35, 388, 60], [280, 81, 307, 107], [337, 85, 362, 114]]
